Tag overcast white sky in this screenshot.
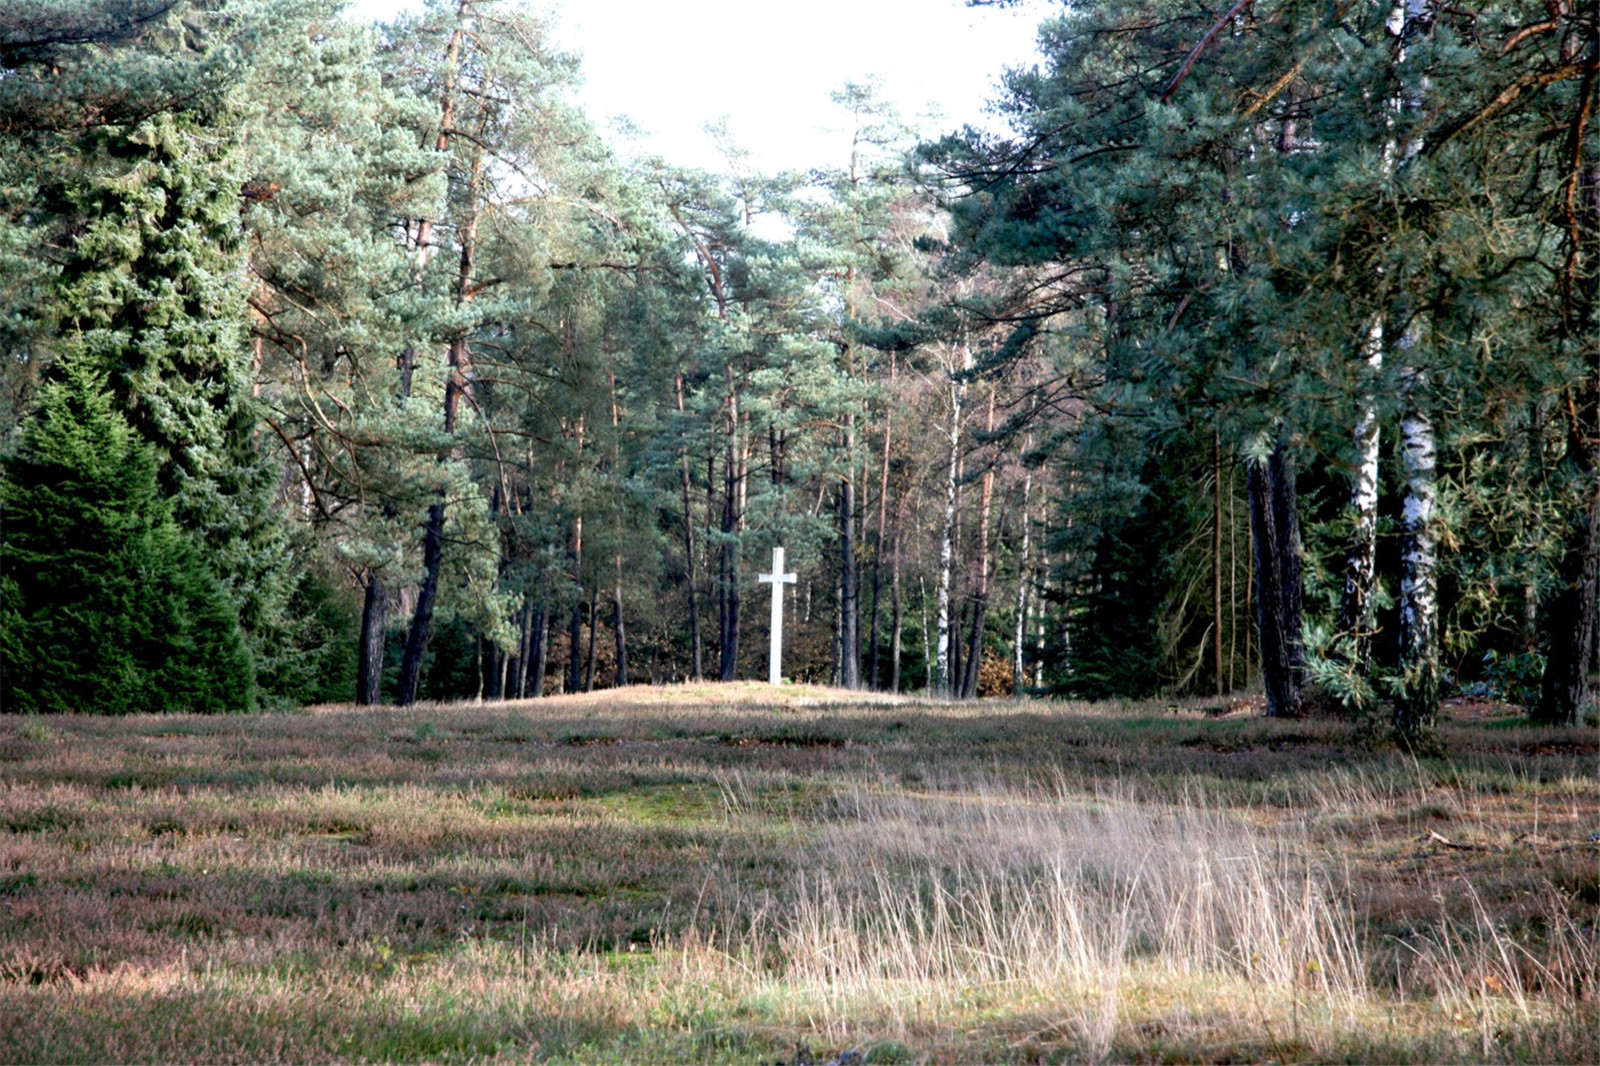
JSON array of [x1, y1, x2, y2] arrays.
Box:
[[345, 0, 1054, 172]]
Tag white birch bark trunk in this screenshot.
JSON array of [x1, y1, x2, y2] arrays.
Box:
[[1340, 316, 1384, 665], [1395, 367, 1438, 738], [1387, 0, 1438, 738], [935, 342, 971, 697], [1014, 453, 1033, 694]]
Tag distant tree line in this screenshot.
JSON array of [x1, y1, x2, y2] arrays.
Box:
[[0, 0, 1593, 742]]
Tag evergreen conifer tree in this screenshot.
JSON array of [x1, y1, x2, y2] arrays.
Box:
[[1, 350, 254, 714]]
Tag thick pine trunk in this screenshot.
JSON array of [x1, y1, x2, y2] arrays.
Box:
[[1538, 450, 1600, 726], [394, 14, 475, 707], [396, 503, 446, 705], [1248, 440, 1305, 717], [397, 164, 481, 705], [1538, 157, 1600, 726], [485, 638, 503, 699], [357, 576, 386, 705], [529, 604, 549, 698]]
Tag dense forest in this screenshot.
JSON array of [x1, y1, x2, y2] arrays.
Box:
[[0, 0, 1594, 741]]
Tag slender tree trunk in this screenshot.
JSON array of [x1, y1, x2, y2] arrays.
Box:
[[935, 345, 969, 696], [529, 604, 549, 698], [866, 411, 892, 689], [920, 576, 933, 696], [1014, 457, 1034, 694], [613, 553, 628, 688], [960, 389, 997, 699], [1248, 439, 1305, 717], [608, 369, 628, 689], [838, 416, 860, 689], [1244, 506, 1254, 690], [510, 604, 531, 698], [485, 638, 502, 699], [1340, 317, 1384, 682], [1393, 380, 1439, 741], [1228, 462, 1238, 692], [357, 576, 387, 705], [951, 601, 966, 696], [1212, 431, 1225, 696], [718, 406, 743, 681], [584, 586, 599, 692], [675, 375, 703, 681], [565, 504, 584, 694], [890, 554, 904, 694]]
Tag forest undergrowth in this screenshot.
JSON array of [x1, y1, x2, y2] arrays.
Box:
[[0, 685, 1594, 1063]]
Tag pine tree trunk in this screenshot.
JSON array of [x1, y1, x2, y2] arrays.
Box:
[[529, 604, 549, 698], [394, 15, 476, 707], [485, 638, 503, 699], [718, 422, 742, 681], [357, 575, 386, 705], [509, 604, 531, 698], [613, 554, 628, 688], [1212, 431, 1225, 696], [838, 417, 860, 689], [584, 586, 599, 692], [1538, 155, 1600, 726], [866, 424, 891, 689], [396, 502, 446, 705], [566, 509, 583, 694], [1248, 440, 1305, 717], [890, 550, 904, 694], [1014, 459, 1033, 694], [397, 158, 482, 705], [676, 374, 703, 680], [960, 389, 997, 700]]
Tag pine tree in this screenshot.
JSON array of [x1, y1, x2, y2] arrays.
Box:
[[50, 108, 292, 688], [1, 351, 254, 714]]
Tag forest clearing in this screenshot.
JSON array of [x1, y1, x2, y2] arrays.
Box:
[[0, 686, 1594, 1063]]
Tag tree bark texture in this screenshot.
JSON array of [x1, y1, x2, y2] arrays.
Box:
[[838, 417, 860, 689], [1538, 155, 1600, 725], [1393, 389, 1439, 741], [1248, 440, 1305, 717], [357, 576, 386, 705], [1339, 317, 1384, 676]]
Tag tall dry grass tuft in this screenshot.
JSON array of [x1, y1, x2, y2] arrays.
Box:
[[773, 781, 1364, 1050]]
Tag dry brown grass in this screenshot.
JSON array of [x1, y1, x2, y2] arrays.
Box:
[[0, 685, 1594, 1062]]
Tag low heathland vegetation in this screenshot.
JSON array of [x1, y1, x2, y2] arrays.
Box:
[[0, 685, 1594, 1063]]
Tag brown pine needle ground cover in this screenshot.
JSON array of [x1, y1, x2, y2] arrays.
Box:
[[0, 683, 1594, 1063]]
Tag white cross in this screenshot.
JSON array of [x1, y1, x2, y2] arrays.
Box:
[[757, 546, 797, 686]]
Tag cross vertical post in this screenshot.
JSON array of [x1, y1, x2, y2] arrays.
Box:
[[757, 546, 797, 686]]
